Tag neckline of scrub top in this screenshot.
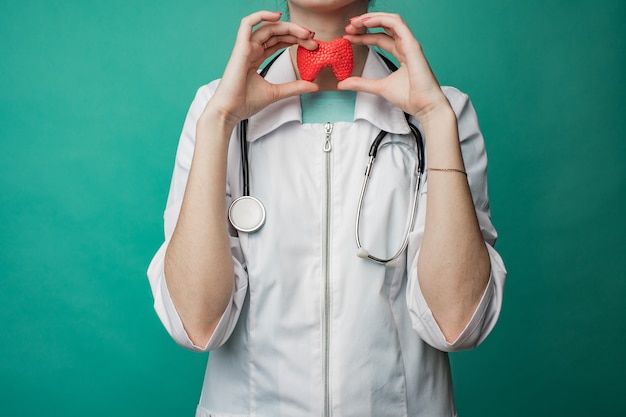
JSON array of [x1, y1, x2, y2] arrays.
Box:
[[300, 90, 357, 124]]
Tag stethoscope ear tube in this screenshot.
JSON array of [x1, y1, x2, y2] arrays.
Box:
[[408, 121, 425, 175], [355, 113, 425, 267], [239, 119, 250, 197], [354, 142, 422, 267]]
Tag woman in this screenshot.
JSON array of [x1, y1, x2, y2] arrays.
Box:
[[148, 1, 506, 416]]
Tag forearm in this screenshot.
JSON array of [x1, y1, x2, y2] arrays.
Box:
[[164, 109, 238, 347], [416, 104, 491, 343]]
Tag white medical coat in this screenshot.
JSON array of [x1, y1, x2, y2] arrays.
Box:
[[148, 49, 507, 417]]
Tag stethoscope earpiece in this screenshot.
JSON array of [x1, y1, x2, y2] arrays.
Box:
[[384, 259, 399, 269]]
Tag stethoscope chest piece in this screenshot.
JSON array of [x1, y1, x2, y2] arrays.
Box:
[[229, 196, 266, 233]]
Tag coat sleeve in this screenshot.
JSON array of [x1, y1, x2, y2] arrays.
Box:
[[147, 83, 249, 352], [405, 87, 507, 352]]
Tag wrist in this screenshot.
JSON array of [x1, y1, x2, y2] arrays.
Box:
[[415, 100, 456, 133], [198, 103, 241, 132], [415, 99, 464, 168]]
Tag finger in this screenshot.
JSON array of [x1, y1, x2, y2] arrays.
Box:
[[271, 80, 320, 102], [346, 13, 415, 42], [231, 11, 285, 63], [251, 21, 316, 54], [236, 10, 283, 42], [337, 76, 383, 96], [262, 42, 294, 58], [348, 11, 405, 26], [262, 34, 318, 51], [346, 13, 428, 74], [252, 21, 314, 45], [343, 32, 396, 53], [261, 39, 314, 59]]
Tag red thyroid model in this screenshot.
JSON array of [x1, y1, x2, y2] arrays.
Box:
[[296, 38, 354, 82]]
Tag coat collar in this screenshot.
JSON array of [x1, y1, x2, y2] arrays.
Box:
[[246, 48, 411, 141]]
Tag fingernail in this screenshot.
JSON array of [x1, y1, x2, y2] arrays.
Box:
[[349, 16, 360, 21], [361, 17, 372, 22]]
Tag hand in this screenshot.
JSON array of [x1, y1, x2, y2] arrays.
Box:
[[340, 13, 451, 121], [202, 10, 319, 127]]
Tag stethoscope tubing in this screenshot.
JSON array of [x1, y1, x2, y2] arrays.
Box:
[[354, 121, 425, 267]]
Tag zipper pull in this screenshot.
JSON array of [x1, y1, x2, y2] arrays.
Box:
[[323, 122, 333, 152]]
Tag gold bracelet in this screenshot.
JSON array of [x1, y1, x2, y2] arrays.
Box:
[[426, 167, 467, 175]]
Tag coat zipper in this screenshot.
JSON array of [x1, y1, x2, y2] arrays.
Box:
[[322, 122, 333, 417]]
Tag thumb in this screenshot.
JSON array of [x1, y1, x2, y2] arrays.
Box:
[[337, 76, 381, 95], [272, 80, 319, 101]]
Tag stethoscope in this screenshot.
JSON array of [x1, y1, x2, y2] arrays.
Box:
[[228, 52, 425, 267]]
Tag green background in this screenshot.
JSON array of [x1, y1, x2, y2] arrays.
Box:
[[1, 0, 624, 416]]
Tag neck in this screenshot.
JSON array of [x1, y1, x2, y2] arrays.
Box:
[[287, 1, 369, 90]]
